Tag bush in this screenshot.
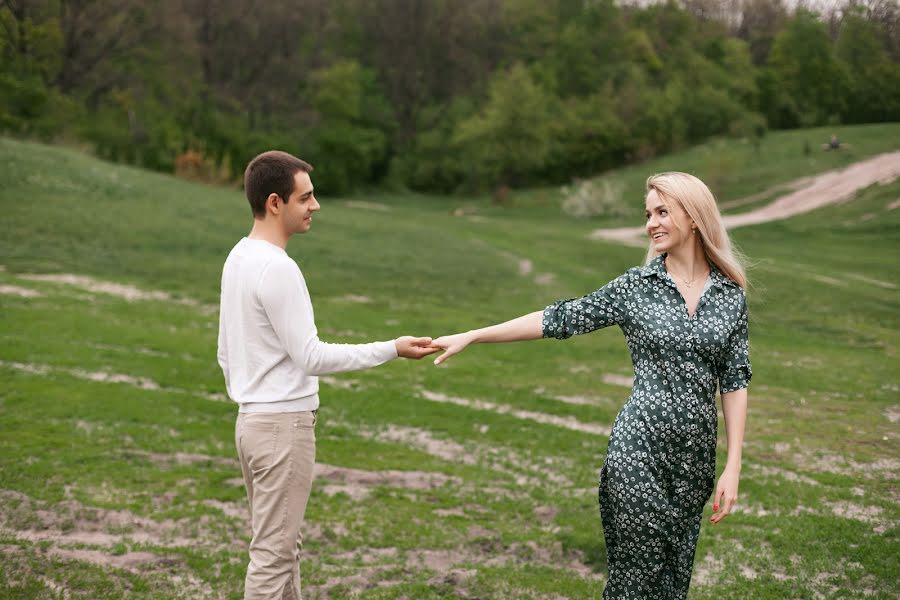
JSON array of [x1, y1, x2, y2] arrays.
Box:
[[560, 178, 629, 218]]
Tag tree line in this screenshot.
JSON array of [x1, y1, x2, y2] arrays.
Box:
[[2, 0, 898, 194]]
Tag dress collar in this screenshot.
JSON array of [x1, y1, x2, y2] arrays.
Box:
[[640, 253, 737, 289]]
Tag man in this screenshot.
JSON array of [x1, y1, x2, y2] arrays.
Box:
[[217, 150, 435, 599]]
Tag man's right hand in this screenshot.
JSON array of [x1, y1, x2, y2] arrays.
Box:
[[394, 336, 439, 359]]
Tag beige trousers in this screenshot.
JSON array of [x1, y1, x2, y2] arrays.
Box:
[[236, 410, 317, 600]]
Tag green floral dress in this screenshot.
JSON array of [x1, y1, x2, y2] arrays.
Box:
[[543, 254, 751, 600]]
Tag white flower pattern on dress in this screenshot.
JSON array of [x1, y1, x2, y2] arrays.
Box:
[[543, 254, 751, 600]]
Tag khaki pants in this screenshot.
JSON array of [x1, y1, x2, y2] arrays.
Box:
[[236, 410, 317, 600]]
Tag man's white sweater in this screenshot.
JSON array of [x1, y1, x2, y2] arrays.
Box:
[[217, 238, 397, 413]]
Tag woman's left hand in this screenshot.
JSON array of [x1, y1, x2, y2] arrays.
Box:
[[710, 466, 740, 524]]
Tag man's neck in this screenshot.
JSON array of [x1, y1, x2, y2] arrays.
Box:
[[248, 219, 289, 249]]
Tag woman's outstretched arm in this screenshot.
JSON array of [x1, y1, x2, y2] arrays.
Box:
[[431, 310, 544, 365]]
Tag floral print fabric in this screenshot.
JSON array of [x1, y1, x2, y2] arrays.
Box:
[[543, 253, 751, 599]]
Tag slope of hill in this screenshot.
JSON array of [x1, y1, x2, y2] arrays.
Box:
[[1, 134, 897, 599]]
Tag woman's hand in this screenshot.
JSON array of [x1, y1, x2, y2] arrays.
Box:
[[710, 465, 740, 524], [431, 332, 476, 365]]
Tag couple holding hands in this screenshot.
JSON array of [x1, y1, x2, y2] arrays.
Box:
[[217, 151, 750, 600]]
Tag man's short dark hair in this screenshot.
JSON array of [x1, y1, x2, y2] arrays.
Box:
[[244, 151, 313, 217]]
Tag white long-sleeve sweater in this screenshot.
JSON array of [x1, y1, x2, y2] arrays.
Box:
[[217, 238, 397, 413]]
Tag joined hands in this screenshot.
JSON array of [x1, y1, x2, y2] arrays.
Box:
[[394, 336, 441, 359]]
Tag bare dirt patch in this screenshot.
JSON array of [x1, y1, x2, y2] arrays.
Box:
[[314, 464, 460, 499], [601, 374, 633, 388], [0, 359, 226, 402], [692, 552, 726, 586], [372, 424, 475, 465], [745, 464, 820, 487], [825, 501, 888, 528], [798, 452, 900, 481], [17, 272, 214, 311], [0, 489, 242, 552], [420, 389, 612, 436], [332, 294, 373, 304], [353, 420, 575, 490], [590, 151, 900, 245], [49, 547, 177, 571], [344, 200, 391, 211], [0, 284, 43, 298], [319, 375, 363, 390], [534, 273, 556, 286], [125, 449, 238, 469]]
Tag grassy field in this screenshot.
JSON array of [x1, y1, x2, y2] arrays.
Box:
[[0, 129, 898, 599]]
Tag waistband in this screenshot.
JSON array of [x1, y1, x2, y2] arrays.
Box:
[[237, 393, 319, 414]]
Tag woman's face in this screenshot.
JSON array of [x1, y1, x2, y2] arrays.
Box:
[[645, 189, 694, 253]]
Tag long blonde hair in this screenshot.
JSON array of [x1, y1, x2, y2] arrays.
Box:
[[644, 172, 747, 288]]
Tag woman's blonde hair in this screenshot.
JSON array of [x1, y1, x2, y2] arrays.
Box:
[[644, 172, 747, 288]]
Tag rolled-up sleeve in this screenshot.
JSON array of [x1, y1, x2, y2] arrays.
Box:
[[542, 271, 632, 340], [718, 294, 752, 393]]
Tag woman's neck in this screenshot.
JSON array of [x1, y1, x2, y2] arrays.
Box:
[[665, 242, 708, 280]]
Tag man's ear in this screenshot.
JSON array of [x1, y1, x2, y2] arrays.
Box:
[[267, 193, 281, 214]]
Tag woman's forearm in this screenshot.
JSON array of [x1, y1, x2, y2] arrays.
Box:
[[721, 387, 748, 470], [468, 310, 545, 344]]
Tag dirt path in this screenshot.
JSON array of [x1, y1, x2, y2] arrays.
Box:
[[589, 150, 900, 246]]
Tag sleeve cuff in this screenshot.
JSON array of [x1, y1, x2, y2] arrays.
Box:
[[379, 339, 399, 361]]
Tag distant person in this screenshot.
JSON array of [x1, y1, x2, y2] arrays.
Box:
[[430, 172, 751, 599], [217, 150, 437, 600], [822, 133, 846, 151]]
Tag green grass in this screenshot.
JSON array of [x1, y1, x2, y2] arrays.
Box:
[[0, 131, 898, 599]]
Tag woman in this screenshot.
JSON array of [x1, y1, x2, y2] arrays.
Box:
[[431, 172, 750, 599]]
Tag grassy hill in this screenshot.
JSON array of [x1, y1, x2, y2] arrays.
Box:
[[0, 130, 898, 599]]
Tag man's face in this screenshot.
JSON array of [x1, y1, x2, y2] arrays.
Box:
[[283, 171, 319, 235]]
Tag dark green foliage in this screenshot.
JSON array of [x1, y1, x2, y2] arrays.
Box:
[[0, 1, 897, 193]]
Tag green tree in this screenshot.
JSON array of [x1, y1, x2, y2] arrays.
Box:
[[766, 11, 849, 127], [835, 7, 900, 122], [308, 60, 395, 194], [452, 63, 555, 190]]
